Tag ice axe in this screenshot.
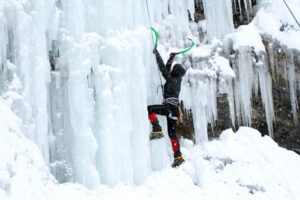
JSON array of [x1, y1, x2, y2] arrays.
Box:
[[151, 27, 195, 55], [175, 38, 195, 55]]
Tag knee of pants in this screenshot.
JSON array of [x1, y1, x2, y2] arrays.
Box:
[[147, 106, 153, 114], [168, 126, 177, 139]]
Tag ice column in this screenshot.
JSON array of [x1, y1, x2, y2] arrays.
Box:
[[287, 51, 299, 125], [94, 31, 151, 186], [257, 53, 275, 138], [56, 0, 100, 188], [91, 1, 151, 186], [49, 69, 73, 183], [234, 47, 254, 126], [202, 0, 234, 39], [187, 68, 217, 144]]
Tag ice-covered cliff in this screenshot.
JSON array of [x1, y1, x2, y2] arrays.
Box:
[[0, 0, 299, 199]]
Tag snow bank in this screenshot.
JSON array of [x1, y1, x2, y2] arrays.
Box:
[[1, 109, 300, 200], [225, 23, 266, 53], [185, 127, 300, 199], [0, 98, 56, 200]]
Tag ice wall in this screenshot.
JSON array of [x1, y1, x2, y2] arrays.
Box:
[[202, 0, 234, 39], [0, 0, 59, 163], [0, 0, 197, 188], [51, 0, 159, 187]]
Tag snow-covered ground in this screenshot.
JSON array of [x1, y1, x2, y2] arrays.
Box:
[[1, 98, 300, 200]]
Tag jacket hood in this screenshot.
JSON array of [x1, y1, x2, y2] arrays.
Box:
[[170, 64, 186, 78]]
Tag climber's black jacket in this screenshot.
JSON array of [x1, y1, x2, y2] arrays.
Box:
[[154, 50, 186, 100]]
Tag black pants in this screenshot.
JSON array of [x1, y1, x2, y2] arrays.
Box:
[[148, 104, 179, 139], [148, 103, 181, 157]]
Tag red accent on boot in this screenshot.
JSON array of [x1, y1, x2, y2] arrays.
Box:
[[149, 113, 158, 123], [171, 139, 179, 152]]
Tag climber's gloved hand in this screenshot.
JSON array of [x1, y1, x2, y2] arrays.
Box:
[[170, 52, 177, 58], [152, 45, 158, 55], [169, 52, 177, 61]]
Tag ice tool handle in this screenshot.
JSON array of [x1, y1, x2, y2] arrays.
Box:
[[176, 41, 195, 55]]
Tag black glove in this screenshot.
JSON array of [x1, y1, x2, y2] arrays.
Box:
[[169, 52, 177, 61], [152, 46, 158, 54]]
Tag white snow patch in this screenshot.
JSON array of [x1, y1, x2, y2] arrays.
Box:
[[226, 23, 266, 53], [254, 0, 300, 51], [0, 98, 56, 200], [1, 105, 300, 200]]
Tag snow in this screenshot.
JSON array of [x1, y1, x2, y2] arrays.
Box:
[[0, 98, 56, 200], [254, 0, 300, 51], [225, 23, 266, 53], [211, 55, 235, 78], [1, 101, 300, 200]]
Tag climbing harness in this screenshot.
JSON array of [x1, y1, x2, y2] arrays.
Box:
[[282, 0, 300, 28]]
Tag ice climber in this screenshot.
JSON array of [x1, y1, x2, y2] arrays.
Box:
[[147, 47, 186, 168]]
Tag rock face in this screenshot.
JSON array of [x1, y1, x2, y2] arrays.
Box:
[[262, 39, 300, 154], [177, 38, 300, 154], [175, 0, 300, 154]]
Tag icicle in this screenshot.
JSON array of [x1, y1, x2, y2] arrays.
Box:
[[202, 0, 234, 39], [233, 0, 237, 13], [187, 67, 217, 144], [267, 42, 276, 81], [234, 47, 254, 126], [238, 0, 243, 20], [225, 79, 236, 127], [249, 0, 253, 12], [243, 0, 250, 22], [257, 53, 275, 138], [253, 65, 260, 98], [298, 74, 300, 97], [287, 51, 299, 125], [190, 78, 209, 143]]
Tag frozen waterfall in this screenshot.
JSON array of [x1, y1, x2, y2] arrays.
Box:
[[0, 0, 197, 187], [0, 0, 299, 189]]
